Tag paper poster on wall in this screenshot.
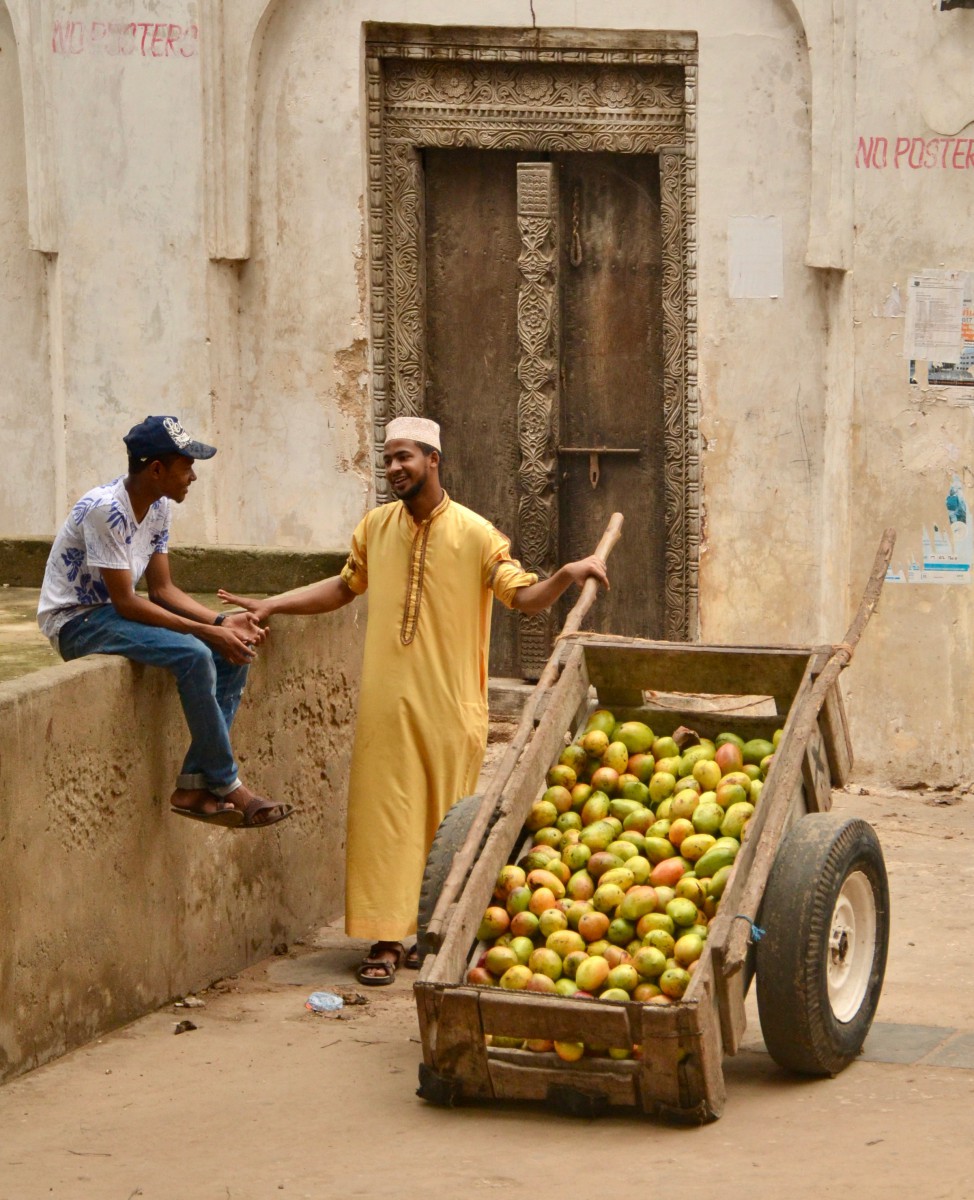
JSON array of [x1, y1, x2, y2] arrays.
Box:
[[905, 270, 974, 389], [885, 474, 972, 584], [727, 216, 783, 299]]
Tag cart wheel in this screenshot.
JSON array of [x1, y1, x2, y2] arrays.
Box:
[[416, 794, 495, 962], [755, 812, 889, 1077]]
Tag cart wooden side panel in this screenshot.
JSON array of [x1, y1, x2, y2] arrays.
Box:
[[416, 637, 854, 1121]]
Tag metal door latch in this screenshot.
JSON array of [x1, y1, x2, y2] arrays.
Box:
[[557, 446, 641, 488]]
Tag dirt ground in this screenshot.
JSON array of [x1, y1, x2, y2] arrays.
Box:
[[2, 786, 973, 1200]]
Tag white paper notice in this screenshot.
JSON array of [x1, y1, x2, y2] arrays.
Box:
[[904, 271, 965, 360], [727, 216, 783, 299]]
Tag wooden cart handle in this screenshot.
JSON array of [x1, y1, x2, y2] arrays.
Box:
[[558, 511, 624, 641], [717, 526, 897, 978], [422, 513, 624, 959]]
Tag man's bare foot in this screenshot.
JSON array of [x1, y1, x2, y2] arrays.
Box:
[[355, 942, 405, 985], [169, 788, 244, 827], [170, 787, 237, 816], [224, 783, 293, 828]]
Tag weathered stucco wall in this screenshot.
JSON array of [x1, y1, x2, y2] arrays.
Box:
[[0, 3, 53, 536], [843, 0, 974, 787], [0, 606, 363, 1083], [4, 0, 974, 787]]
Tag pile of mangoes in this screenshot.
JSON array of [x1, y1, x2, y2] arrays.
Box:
[[469, 709, 780, 1058]]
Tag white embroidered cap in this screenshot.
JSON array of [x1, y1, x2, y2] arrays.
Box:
[[384, 416, 441, 451]]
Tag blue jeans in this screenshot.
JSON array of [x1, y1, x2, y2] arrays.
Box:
[[58, 605, 248, 795]]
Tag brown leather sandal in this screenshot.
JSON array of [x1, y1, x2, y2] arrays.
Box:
[[356, 943, 405, 986], [170, 793, 244, 828], [238, 795, 294, 829]]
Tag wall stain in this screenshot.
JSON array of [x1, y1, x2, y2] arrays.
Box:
[[332, 337, 371, 476]]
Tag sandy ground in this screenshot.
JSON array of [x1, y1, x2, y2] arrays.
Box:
[[1, 786, 973, 1200]]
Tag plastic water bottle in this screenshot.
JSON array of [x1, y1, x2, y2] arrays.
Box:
[[305, 990, 344, 1013]]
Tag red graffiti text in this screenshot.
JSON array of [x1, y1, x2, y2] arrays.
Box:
[[51, 20, 198, 58], [857, 135, 974, 169]]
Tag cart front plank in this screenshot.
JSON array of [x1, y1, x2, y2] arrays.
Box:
[[433, 989, 494, 1099], [477, 990, 636, 1046], [487, 1057, 640, 1108], [636, 997, 724, 1122]]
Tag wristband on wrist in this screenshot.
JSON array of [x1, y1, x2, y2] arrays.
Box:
[[213, 613, 227, 626]]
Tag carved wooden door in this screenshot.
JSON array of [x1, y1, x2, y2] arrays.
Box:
[[425, 148, 666, 680]]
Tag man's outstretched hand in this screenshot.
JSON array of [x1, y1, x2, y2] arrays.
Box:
[[218, 589, 271, 625]]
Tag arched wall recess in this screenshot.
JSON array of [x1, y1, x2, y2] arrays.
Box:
[[5, 0, 58, 252], [200, 0, 283, 261], [779, 0, 854, 271]]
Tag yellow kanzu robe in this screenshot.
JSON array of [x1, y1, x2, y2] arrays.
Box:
[[340, 492, 537, 941]]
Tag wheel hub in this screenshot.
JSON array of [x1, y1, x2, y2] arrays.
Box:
[[827, 870, 877, 1023]]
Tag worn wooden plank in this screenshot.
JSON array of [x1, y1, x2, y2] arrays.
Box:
[[488, 1046, 639, 1075], [413, 981, 440, 1068], [714, 962, 748, 1056], [821, 682, 854, 786], [427, 645, 592, 984], [424, 644, 590, 954], [636, 1001, 689, 1111], [487, 1057, 639, 1107], [432, 989, 494, 1099], [477, 989, 634, 1045], [677, 984, 726, 1121], [578, 640, 816, 715], [802, 722, 833, 813]]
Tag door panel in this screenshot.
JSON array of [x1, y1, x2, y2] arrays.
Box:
[[423, 148, 666, 678], [424, 148, 526, 676], [555, 152, 666, 639]]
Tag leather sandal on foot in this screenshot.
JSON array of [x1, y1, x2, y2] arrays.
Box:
[[405, 943, 422, 970], [238, 795, 294, 829], [171, 795, 244, 828], [356, 943, 405, 986]]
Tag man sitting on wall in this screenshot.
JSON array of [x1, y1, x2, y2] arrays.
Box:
[[37, 415, 291, 829], [218, 417, 608, 981]]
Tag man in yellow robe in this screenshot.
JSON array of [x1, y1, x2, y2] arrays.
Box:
[[219, 417, 608, 983]]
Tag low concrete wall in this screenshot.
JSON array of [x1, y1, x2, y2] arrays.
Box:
[[0, 537, 348, 591], [0, 606, 364, 1083]]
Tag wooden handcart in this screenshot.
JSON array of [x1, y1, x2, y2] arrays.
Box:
[[414, 522, 896, 1122]]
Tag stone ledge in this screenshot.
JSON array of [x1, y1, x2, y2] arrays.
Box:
[[0, 538, 347, 591]]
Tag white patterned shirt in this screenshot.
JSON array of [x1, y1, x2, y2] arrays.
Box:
[[37, 476, 171, 645]]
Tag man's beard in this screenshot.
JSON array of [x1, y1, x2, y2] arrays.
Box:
[[395, 470, 427, 502]]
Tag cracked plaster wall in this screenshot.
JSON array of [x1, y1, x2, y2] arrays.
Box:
[[0, 5, 53, 536], [844, 0, 974, 787], [0, 607, 363, 1083]]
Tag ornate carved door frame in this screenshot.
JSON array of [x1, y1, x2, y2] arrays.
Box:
[[365, 24, 699, 641]]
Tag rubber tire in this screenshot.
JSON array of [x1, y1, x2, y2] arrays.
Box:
[[755, 812, 890, 1077], [416, 794, 495, 960]]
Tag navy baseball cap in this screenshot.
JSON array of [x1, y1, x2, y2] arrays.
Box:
[[123, 416, 217, 462]]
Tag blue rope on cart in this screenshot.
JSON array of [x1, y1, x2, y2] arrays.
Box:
[[733, 914, 766, 942]]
